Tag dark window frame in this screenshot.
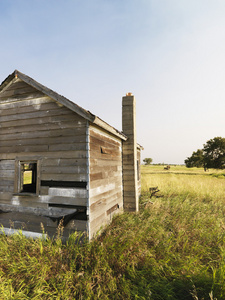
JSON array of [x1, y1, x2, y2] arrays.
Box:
[[15, 157, 41, 195]]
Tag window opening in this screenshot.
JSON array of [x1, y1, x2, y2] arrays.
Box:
[[20, 162, 37, 193], [137, 160, 140, 181]]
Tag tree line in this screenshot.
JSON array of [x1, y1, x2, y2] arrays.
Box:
[[185, 137, 225, 170]]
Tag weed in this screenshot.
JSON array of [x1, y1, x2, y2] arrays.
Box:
[[0, 166, 225, 299]]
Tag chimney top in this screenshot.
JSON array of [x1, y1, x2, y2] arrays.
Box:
[[126, 92, 133, 96]]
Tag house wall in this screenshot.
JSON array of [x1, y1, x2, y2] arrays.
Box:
[[137, 148, 142, 196], [0, 78, 88, 237], [88, 124, 123, 239]]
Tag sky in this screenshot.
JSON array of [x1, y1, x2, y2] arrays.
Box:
[[1, 0, 225, 164]]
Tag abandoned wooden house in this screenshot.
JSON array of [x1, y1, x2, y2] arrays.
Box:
[[0, 70, 143, 240]]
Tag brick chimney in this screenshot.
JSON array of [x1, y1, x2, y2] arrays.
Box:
[[122, 93, 139, 212]]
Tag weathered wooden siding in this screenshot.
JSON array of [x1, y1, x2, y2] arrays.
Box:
[[137, 148, 142, 196], [88, 125, 123, 239], [0, 78, 88, 237]]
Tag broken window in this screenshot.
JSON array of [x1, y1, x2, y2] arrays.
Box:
[[20, 162, 37, 193], [15, 159, 40, 195]]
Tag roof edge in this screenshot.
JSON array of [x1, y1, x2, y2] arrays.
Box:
[[93, 116, 127, 140], [0, 70, 17, 92], [0, 70, 131, 141], [137, 143, 144, 150], [15, 70, 96, 122]]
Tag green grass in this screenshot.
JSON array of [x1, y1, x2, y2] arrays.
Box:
[[1, 165, 225, 299]]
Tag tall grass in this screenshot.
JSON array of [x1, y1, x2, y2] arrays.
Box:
[[0, 165, 225, 299]]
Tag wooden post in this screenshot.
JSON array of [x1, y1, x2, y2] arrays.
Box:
[[122, 93, 139, 212]]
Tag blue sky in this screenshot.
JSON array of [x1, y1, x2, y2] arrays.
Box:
[[1, 0, 225, 164]]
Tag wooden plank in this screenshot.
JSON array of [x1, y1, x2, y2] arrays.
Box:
[[0, 181, 14, 193], [0, 192, 12, 201], [0, 135, 86, 147], [89, 202, 123, 238], [89, 212, 108, 238], [0, 211, 56, 229], [90, 198, 121, 222], [0, 150, 88, 160], [90, 172, 103, 181], [89, 151, 122, 161], [11, 196, 48, 209], [0, 211, 87, 233], [0, 170, 15, 178], [0, 160, 14, 169], [0, 123, 86, 137], [0, 96, 53, 109], [89, 144, 121, 157], [40, 195, 87, 206], [48, 187, 87, 198], [0, 203, 77, 218], [0, 217, 45, 232], [106, 203, 120, 216], [90, 158, 122, 167], [42, 158, 87, 167], [1, 106, 75, 122], [0, 112, 84, 128], [89, 134, 121, 147], [40, 186, 49, 195], [0, 91, 45, 102], [90, 171, 121, 182], [0, 100, 65, 116], [93, 165, 122, 173], [48, 143, 86, 152], [0, 145, 48, 153], [0, 85, 43, 99], [0, 127, 86, 141], [0, 87, 41, 99], [89, 122, 126, 142], [0, 218, 87, 235], [1, 80, 33, 91], [1, 193, 87, 211], [89, 175, 122, 190], [41, 173, 87, 181], [0, 143, 87, 153], [90, 192, 123, 216], [90, 165, 121, 174], [0, 180, 14, 186], [89, 134, 121, 148], [89, 181, 116, 198], [90, 187, 123, 208], [41, 166, 87, 175]]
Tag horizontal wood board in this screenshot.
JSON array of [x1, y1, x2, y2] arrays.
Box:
[[0, 79, 88, 180], [0, 79, 89, 236], [0, 211, 87, 234], [89, 125, 123, 238]]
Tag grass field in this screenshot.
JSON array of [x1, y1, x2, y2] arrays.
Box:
[[0, 165, 225, 299]]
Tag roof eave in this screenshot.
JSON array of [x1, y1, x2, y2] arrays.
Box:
[[93, 116, 127, 141], [0, 70, 128, 141], [137, 143, 144, 150], [14, 70, 96, 122], [0, 70, 17, 93]]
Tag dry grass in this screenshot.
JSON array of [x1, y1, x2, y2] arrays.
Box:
[[0, 165, 225, 299], [142, 165, 225, 201]]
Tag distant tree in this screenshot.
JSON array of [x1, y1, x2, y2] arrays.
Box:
[[203, 137, 225, 169], [185, 137, 225, 170], [143, 158, 153, 165], [184, 149, 204, 168]]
